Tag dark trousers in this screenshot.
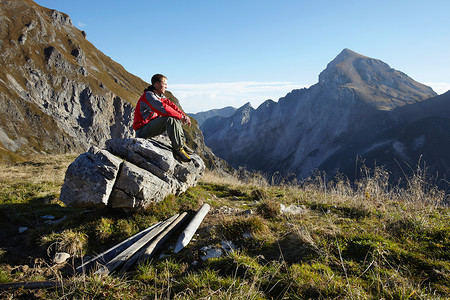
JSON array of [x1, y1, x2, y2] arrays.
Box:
[[135, 117, 185, 149]]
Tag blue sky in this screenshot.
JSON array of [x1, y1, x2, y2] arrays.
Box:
[[34, 0, 450, 113]]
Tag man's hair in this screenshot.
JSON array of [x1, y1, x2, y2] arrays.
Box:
[[151, 74, 167, 86]]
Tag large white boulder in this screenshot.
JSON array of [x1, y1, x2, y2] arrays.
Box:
[[60, 137, 205, 211], [60, 146, 122, 208]]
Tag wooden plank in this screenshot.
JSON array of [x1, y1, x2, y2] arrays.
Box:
[[76, 220, 162, 274], [174, 203, 210, 253], [95, 214, 179, 275], [120, 212, 189, 272], [0, 281, 65, 290]]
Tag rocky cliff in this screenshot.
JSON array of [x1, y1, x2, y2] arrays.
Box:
[[201, 49, 448, 180], [0, 0, 141, 160], [0, 0, 227, 171]]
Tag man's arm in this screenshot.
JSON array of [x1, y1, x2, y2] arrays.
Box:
[[145, 92, 184, 119]]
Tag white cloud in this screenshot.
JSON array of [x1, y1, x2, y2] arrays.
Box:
[[425, 82, 450, 95], [169, 81, 310, 113], [77, 22, 86, 29]]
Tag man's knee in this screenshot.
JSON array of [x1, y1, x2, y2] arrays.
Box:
[[166, 117, 182, 127]]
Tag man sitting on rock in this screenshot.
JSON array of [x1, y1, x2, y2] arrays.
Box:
[[133, 74, 192, 162]]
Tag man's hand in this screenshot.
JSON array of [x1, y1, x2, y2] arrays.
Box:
[[181, 115, 191, 127]]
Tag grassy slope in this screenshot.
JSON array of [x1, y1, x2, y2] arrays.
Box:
[[0, 155, 448, 299]]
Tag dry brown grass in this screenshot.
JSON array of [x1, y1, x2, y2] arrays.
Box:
[[40, 229, 87, 257], [0, 153, 77, 185], [201, 169, 268, 189]]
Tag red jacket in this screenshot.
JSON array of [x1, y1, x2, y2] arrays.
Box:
[[133, 91, 185, 130]]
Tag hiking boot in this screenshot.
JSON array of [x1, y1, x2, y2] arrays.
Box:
[[183, 145, 194, 155], [173, 147, 191, 162]]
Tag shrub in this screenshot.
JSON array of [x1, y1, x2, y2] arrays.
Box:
[[94, 217, 114, 241]]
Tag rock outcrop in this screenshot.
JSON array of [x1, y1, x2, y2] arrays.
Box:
[[60, 137, 205, 211]]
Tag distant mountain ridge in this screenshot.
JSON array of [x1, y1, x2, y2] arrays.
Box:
[[0, 0, 227, 170], [201, 49, 450, 180], [189, 106, 237, 126]]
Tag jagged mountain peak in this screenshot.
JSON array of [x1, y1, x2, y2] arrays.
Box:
[[257, 99, 276, 110], [236, 102, 254, 111], [319, 48, 391, 86], [232, 102, 254, 125], [318, 48, 436, 110], [333, 48, 368, 62]]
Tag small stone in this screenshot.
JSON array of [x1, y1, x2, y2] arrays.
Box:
[[159, 253, 170, 259], [200, 246, 223, 260], [281, 204, 304, 215], [20, 265, 29, 273], [221, 240, 236, 252], [53, 252, 71, 264], [44, 216, 67, 225], [242, 232, 253, 238]]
